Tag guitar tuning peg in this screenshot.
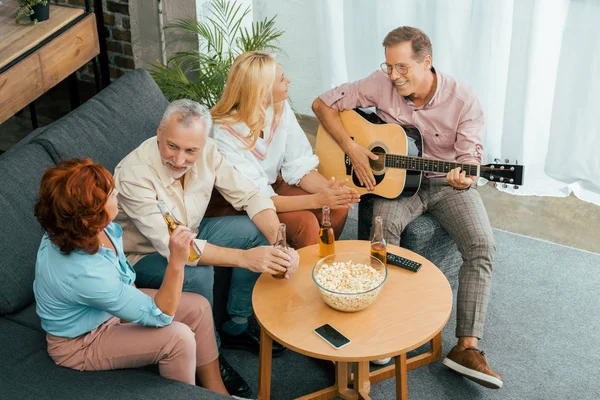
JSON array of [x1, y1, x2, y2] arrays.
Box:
[[513, 185, 519, 190], [494, 158, 500, 163], [504, 159, 510, 163], [515, 160, 518, 165], [502, 183, 508, 188]]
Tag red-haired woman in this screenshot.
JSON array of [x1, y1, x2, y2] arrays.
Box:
[[33, 159, 228, 394]]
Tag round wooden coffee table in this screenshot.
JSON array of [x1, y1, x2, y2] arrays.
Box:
[[252, 240, 452, 400]]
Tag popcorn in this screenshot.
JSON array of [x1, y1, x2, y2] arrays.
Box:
[[314, 260, 385, 312]]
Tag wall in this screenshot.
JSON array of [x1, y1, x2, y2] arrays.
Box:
[[53, 0, 133, 81], [253, 0, 322, 115], [129, 0, 198, 70], [54, 0, 199, 82]]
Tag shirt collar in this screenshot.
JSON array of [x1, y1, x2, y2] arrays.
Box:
[[148, 136, 198, 188], [403, 66, 440, 108]]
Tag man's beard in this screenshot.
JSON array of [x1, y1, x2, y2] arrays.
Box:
[[163, 160, 191, 179]]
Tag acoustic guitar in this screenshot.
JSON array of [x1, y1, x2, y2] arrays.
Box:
[[315, 109, 524, 199]]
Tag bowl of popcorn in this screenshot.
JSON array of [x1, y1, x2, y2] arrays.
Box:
[[312, 252, 387, 312]]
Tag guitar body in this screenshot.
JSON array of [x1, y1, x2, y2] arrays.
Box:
[[316, 109, 423, 199]]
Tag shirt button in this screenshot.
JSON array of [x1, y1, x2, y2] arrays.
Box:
[[435, 133, 440, 137], [341, 92, 345, 95]]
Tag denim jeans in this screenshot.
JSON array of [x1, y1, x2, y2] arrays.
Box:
[[133, 215, 268, 320]]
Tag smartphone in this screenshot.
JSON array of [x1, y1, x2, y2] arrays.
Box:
[[314, 324, 351, 349]]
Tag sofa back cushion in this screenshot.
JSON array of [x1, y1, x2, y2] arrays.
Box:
[[32, 69, 169, 172], [0, 144, 55, 314]]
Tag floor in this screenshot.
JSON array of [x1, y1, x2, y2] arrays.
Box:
[[1, 84, 598, 253]]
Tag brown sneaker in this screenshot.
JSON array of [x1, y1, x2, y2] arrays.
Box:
[[442, 346, 503, 389]]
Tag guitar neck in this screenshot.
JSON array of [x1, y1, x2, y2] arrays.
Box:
[[384, 154, 479, 175]]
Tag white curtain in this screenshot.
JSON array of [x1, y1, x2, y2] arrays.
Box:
[[315, 0, 600, 205]]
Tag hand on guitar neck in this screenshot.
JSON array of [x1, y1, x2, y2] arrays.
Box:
[[447, 167, 475, 190]]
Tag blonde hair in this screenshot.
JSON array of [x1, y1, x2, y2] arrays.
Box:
[[211, 51, 283, 149]]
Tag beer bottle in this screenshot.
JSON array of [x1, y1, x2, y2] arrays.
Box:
[[319, 206, 335, 257], [157, 200, 202, 263], [272, 223, 288, 279], [370, 215, 386, 264]]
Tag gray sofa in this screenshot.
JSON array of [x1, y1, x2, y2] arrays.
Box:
[[0, 69, 460, 399], [0, 69, 228, 399]]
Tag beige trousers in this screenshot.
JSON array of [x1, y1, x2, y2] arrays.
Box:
[[46, 289, 218, 385]]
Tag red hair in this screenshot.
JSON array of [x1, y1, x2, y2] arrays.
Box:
[[34, 159, 114, 255]]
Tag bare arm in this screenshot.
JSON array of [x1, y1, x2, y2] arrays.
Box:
[[272, 172, 360, 212], [195, 209, 291, 276], [298, 170, 330, 193], [250, 208, 280, 244], [272, 193, 320, 213], [312, 98, 378, 190]]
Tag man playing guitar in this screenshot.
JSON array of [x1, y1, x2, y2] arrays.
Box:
[[312, 26, 502, 389]]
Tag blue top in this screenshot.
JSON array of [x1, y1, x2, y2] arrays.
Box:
[[33, 222, 173, 338]]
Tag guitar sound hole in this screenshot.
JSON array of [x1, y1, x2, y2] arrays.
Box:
[[370, 146, 386, 172]]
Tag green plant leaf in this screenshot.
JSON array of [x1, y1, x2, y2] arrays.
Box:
[[148, 0, 284, 107]]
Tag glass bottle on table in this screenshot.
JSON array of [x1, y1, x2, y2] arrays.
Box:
[[319, 206, 335, 257], [272, 223, 288, 279], [157, 200, 202, 263], [370, 215, 387, 264]]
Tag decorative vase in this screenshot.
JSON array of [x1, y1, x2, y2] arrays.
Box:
[[30, 2, 50, 22]]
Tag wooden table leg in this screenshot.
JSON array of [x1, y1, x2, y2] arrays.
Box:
[[430, 331, 442, 361], [356, 361, 371, 400], [337, 362, 357, 400], [395, 353, 408, 400], [258, 329, 273, 400]]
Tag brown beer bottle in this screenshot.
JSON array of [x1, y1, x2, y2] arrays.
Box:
[[370, 215, 387, 264], [319, 206, 335, 257], [272, 223, 288, 279], [157, 200, 202, 263]]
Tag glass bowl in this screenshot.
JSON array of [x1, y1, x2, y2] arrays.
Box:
[[312, 252, 388, 312]]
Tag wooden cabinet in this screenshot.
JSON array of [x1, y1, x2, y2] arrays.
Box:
[[0, 2, 100, 125]]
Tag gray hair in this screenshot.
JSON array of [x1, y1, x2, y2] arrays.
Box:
[[159, 99, 213, 133]]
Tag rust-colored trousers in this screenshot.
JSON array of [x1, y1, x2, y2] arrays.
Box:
[[46, 289, 218, 385], [205, 180, 348, 249]]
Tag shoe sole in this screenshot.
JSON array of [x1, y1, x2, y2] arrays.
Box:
[[442, 357, 503, 389], [370, 357, 392, 365], [231, 386, 252, 398]]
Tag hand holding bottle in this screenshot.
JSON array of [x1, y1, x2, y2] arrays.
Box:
[[168, 226, 197, 268], [282, 247, 300, 280]]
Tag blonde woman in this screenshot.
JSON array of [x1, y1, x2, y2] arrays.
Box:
[[207, 51, 359, 248]]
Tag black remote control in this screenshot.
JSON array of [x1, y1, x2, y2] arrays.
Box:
[[386, 252, 422, 272]]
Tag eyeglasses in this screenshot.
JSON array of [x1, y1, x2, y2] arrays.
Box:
[[380, 62, 413, 75]]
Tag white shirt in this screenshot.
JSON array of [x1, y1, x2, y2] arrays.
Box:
[[211, 101, 319, 197], [113, 136, 275, 266]]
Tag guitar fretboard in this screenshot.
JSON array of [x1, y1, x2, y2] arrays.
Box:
[[384, 154, 478, 176]]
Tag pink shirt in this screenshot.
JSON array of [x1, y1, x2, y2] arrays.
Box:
[[319, 68, 484, 166]]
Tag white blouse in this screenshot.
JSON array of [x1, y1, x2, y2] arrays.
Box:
[[211, 100, 319, 197]]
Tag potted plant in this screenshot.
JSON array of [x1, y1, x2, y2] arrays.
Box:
[[15, 0, 49, 24], [149, 0, 284, 107]]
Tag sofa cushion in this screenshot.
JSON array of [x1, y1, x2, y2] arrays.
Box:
[[32, 69, 169, 173], [0, 144, 55, 314], [5, 302, 42, 332], [0, 318, 228, 399], [400, 214, 462, 284]]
